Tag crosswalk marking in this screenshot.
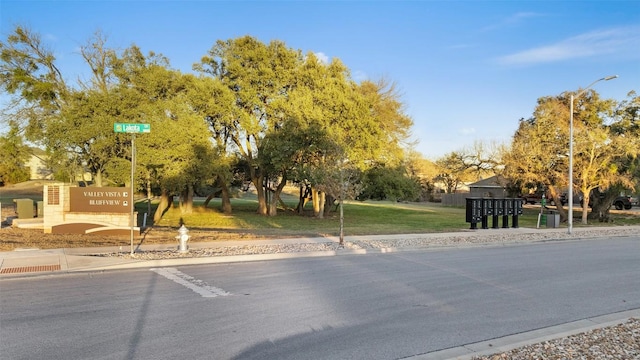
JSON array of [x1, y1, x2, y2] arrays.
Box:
[[150, 267, 230, 298]]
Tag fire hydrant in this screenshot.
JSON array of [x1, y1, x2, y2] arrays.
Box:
[[176, 225, 190, 253]]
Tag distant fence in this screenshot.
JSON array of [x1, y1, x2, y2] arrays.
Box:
[[441, 193, 470, 207]]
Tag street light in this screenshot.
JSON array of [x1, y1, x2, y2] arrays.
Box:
[[568, 75, 618, 234]]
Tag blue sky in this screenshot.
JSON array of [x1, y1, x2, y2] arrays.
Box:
[[2, 1, 639, 160]]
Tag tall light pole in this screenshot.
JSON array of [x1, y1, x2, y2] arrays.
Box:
[[568, 75, 618, 234]]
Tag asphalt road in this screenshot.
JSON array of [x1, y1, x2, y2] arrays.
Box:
[[1, 237, 639, 360]]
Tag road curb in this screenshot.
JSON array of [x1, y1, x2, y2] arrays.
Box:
[[65, 248, 371, 272], [407, 308, 640, 360]]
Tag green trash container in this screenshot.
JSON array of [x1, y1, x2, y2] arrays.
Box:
[[14, 198, 35, 219]]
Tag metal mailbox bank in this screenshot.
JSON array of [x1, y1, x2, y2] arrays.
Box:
[[465, 198, 523, 230]]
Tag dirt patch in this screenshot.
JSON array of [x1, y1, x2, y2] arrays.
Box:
[[0, 226, 133, 251], [0, 180, 50, 199], [0, 221, 281, 252]]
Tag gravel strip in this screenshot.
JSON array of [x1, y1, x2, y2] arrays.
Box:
[[472, 318, 640, 360], [91, 227, 639, 260], [349, 227, 640, 250], [88, 227, 639, 360], [90, 242, 362, 260]]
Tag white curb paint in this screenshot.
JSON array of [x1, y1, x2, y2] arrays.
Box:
[[150, 267, 230, 298]]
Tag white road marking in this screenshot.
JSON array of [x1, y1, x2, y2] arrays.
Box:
[[150, 267, 230, 298]]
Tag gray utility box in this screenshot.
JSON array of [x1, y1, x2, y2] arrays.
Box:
[[14, 198, 34, 219], [546, 211, 560, 228], [36, 201, 44, 217]]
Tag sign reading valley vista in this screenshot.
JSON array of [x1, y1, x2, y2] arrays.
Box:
[[113, 123, 150, 133], [69, 187, 131, 213]]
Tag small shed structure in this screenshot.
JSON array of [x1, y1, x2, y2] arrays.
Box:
[[468, 175, 508, 198]]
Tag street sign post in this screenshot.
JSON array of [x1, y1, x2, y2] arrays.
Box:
[[114, 123, 150, 255]]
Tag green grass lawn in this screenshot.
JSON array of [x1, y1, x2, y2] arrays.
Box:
[[4, 181, 639, 238], [154, 199, 469, 236], [147, 193, 640, 237]]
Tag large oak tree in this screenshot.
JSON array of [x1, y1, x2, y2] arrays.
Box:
[[503, 90, 636, 224]]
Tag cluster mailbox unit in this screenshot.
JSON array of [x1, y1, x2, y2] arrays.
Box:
[[465, 198, 523, 230]]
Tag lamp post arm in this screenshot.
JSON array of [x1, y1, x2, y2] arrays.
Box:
[[576, 75, 619, 98]]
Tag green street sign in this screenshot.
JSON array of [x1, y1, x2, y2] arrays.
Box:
[[114, 123, 151, 133]]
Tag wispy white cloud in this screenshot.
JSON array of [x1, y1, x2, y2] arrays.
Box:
[[505, 12, 541, 24], [459, 127, 476, 135], [352, 70, 368, 82], [497, 25, 640, 66], [448, 43, 476, 50], [307, 52, 371, 84], [314, 51, 329, 64], [482, 11, 545, 32], [44, 33, 58, 42]]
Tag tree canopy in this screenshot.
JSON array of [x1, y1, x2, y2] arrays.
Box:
[[503, 89, 637, 223], [1, 27, 415, 220], [0, 120, 30, 185]]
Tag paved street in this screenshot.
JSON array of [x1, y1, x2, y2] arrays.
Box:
[[1, 236, 639, 360]]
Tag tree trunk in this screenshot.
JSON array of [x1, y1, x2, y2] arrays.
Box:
[[590, 202, 612, 222], [94, 168, 103, 187], [324, 194, 336, 216], [581, 193, 590, 225], [251, 171, 267, 215], [554, 202, 567, 222], [312, 187, 319, 217], [146, 172, 152, 220], [318, 191, 325, 218], [445, 181, 454, 194], [588, 189, 617, 222], [297, 184, 311, 214], [297, 185, 304, 214], [153, 189, 171, 223], [311, 186, 325, 218], [268, 178, 287, 216], [180, 184, 194, 214], [547, 185, 567, 222], [219, 180, 232, 214], [264, 177, 271, 214], [202, 177, 232, 214], [203, 191, 217, 208]]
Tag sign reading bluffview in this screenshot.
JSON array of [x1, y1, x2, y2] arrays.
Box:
[[69, 187, 131, 213]]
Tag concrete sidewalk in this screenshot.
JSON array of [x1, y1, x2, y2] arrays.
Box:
[[0, 235, 341, 276], [2, 225, 636, 277]]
